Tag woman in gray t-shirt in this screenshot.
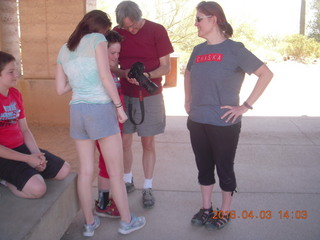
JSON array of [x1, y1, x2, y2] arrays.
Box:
[[185, 1, 273, 230]]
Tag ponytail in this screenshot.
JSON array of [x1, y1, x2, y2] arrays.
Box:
[[218, 21, 233, 38]]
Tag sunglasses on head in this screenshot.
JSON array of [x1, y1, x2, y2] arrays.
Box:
[[195, 15, 212, 23]]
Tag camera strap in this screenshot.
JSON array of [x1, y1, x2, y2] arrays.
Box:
[[128, 85, 145, 125]]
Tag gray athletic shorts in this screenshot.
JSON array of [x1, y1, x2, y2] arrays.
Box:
[[123, 93, 166, 136], [70, 103, 120, 140]]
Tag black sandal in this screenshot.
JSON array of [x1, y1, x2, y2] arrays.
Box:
[[191, 207, 213, 226], [205, 210, 230, 230]]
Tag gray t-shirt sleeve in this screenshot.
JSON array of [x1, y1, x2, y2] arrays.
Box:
[[232, 41, 264, 75]]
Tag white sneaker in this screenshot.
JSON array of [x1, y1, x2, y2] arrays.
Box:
[[0, 179, 7, 187], [118, 214, 146, 235], [83, 216, 100, 237]]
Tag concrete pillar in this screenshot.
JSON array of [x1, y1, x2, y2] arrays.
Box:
[[0, 0, 21, 75], [18, 0, 94, 124]]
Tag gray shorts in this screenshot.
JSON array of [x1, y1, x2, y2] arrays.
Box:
[[123, 93, 166, 136], [70, 103, 120, 140]]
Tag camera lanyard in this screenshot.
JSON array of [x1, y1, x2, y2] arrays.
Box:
[[128, 84, 145, 125]]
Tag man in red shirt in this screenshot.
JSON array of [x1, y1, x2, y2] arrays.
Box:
[[113, 1, 174, 208]]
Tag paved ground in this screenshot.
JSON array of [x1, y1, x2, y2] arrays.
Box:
[[32, 62, 320, 239], [58, 115, 320, 240]]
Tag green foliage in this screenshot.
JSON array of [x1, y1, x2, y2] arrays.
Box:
[[96, 0, 320, 67], [97, 0, 203, 70], [232, 22, 259, 50], [280, 34, 320, 62], [308, 0, 320, 41], [150, 0, 203, 70]]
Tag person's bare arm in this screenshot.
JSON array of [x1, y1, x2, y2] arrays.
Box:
[[221, 64, 273, 123], [184, 69, 192, 113], [143, 54, 171, 79], [55, 64, 72, 95], [96, 41, 128, 123]]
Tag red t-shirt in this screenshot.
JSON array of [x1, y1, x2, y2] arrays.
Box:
[[0, 88, 25, 148], [114, 20, 174, 97]]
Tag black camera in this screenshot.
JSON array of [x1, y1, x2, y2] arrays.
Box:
[[128, 62, 159, 95]]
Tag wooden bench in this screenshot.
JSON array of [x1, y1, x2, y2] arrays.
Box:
[[0, 172, 79, 240]]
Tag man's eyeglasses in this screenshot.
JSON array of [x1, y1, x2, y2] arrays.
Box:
[[120, 21, 140, 31], [195, 15, 212, 23]]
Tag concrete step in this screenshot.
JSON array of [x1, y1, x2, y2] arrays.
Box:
[[0, 172, 79, 240]]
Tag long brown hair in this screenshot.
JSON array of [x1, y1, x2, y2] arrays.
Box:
[[197, 1, 233, 38], [67, 10, 112, 51]]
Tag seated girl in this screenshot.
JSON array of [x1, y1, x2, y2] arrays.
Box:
[[0, 51, 70, 199]]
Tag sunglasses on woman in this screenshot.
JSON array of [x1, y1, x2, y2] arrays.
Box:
[[195, 15, 212, 23]]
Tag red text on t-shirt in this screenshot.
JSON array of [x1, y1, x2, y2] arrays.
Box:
[[196, 53, 224, 63]]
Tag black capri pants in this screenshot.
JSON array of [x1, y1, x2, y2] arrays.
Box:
[[187, 118, 241, 192]]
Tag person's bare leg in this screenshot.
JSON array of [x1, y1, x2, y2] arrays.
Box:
[[53, 162, 71, 180], [98, 133, 131, 223], [122, 133, 133, 175], [141, 136, 156, 180], [7, 174, 46, 199], [75, 139, 96, 225], [98, 176, 110, 190], [221, 190, 232, 213], [200, 184, 214, 209]]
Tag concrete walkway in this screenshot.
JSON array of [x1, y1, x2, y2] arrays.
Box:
[[61, 115, 320, 240]]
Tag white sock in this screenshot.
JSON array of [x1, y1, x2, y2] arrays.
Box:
[[143, 178, 153, 189], [0, 180, 7, 187], [123, 172, 133, 183]]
